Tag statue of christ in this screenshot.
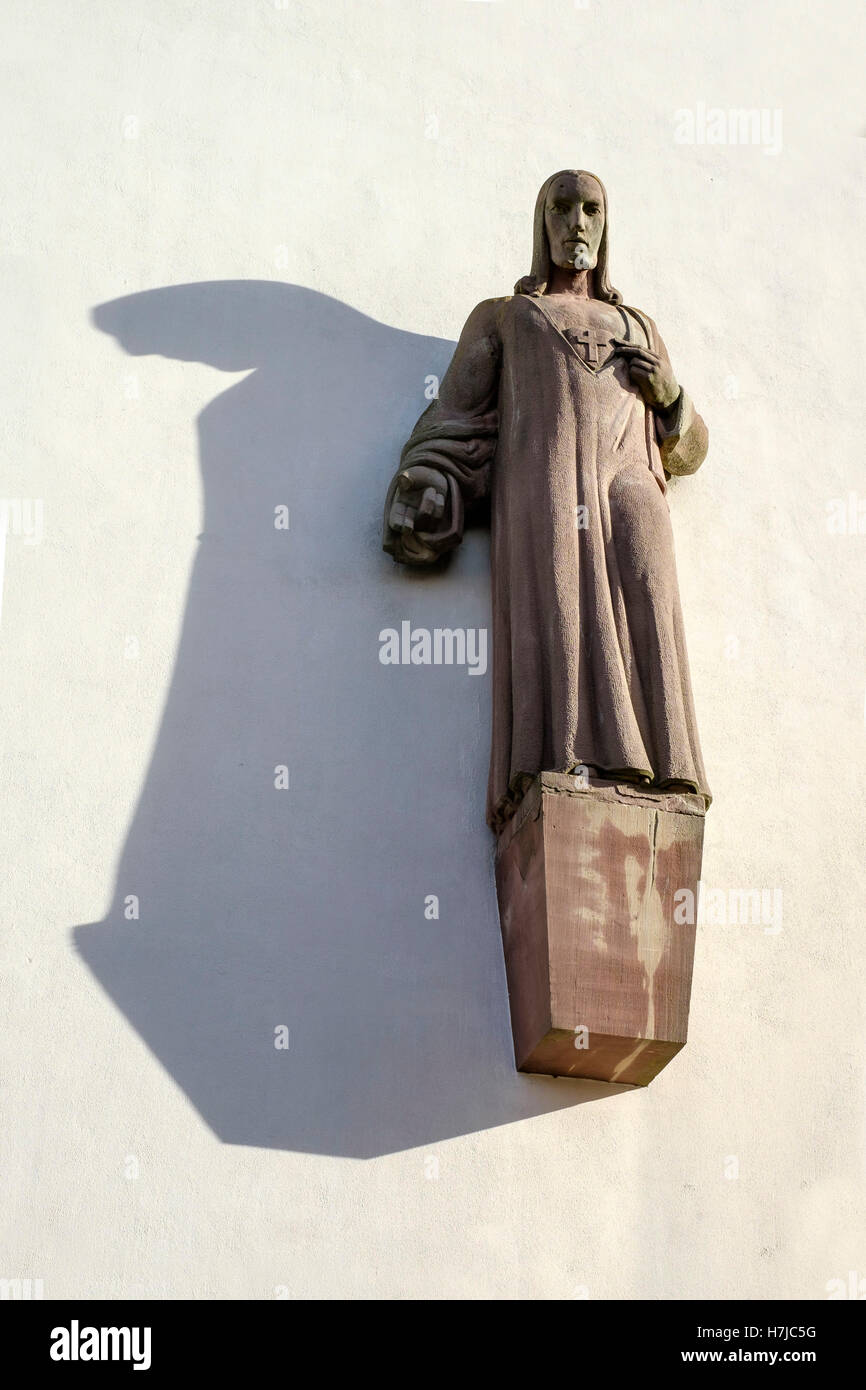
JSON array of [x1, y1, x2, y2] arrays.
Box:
[[384, 170, 710, 830]]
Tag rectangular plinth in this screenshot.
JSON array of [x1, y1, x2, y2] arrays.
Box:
[[494, 774, 705, 1086]]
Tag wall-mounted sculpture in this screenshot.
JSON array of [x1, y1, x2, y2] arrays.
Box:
[[384, 170, 710, 1086]]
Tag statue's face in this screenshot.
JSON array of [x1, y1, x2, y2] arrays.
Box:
[[544, 173, 605, 273]]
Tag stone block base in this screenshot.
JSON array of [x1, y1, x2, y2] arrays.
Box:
[[494, 773, 705, 1086]]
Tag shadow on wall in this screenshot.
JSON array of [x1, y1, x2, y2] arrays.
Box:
[[75, 281, 632, 1158]]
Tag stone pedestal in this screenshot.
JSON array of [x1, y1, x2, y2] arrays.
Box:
[[494, 773, 705, 1086]]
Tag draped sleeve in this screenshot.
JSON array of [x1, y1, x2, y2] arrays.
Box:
[[642, 313, 708, 478], [654, 384, 708, 476], [383, 298, 503, 564]]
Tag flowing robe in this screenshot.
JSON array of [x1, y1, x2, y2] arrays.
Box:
[[383, 292, 710, 829]]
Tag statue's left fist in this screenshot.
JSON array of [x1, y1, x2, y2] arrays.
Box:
[[613, 341, 680, 413]]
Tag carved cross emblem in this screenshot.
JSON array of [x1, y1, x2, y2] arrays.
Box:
[[564, 326, 613, 369]]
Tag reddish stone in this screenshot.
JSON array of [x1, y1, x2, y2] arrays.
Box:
[[494, 774, 705, 1086]]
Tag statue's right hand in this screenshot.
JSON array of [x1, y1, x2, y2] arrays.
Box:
[[388, 466, 449, 536]]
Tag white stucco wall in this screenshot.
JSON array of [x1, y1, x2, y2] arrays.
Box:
[[2, 0, 864, 1300]]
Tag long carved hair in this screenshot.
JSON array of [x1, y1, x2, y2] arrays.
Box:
[[514, 169, 622, 304]]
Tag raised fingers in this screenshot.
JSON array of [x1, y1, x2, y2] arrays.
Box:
[[415, 485, 446, 526], [389, 495, 418, 532], [612, 340, 660, 369]]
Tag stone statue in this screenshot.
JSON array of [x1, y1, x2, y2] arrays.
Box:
[[384, 170, 710, 834]]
